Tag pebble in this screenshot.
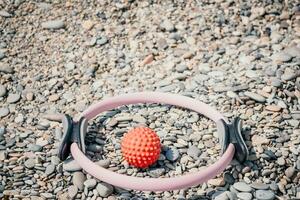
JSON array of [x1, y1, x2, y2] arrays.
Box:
[[96, 182, 114, 197], [7, 93, 21, 103], [256, 190, 275, 200], [41, 20, 65, 29], [148, 168, 165, 178], [272, 52, 292, 62], [237, 192, 252, 200], [45, 164, 55, 176], [96, 159, 111, 168], [208, 177, 225, 187], [140, 54, 153, 66], [97, 36, 108, 45], [84, 179, 97, 189], [0, 51, 4, 60], [73, 172, 86, 190], [0, 10, 12, 17], [0, 107, 9, 118], [63, 159, 82, 172], [68, 185, 78, 199], [165, 147, 179, 161], [187, 145, 201, 159], [0, 85, 6, 97], [285, 166, 295, 178], [0, 62, 14, 73], [265, 105, 281, 112], [244, 92, 266, 103], [161, 19, 175, 32], [251, 182, 269, 190], [233, 182, 252, 192], [24, 158, 35, 169]]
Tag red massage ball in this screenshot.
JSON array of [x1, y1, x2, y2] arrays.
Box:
[[121, 127, 161, 168]]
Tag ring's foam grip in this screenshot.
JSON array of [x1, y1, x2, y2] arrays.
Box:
[[58, 115, 87, 161], [58, 114, 73, 161], [217, 117, 248, 163]]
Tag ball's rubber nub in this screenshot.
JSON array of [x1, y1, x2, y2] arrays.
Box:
[[121, 127, 161, 168]]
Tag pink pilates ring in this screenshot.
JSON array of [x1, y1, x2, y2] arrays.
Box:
[[58, 92, 248, 191]]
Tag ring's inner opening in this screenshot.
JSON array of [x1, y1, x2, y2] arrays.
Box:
[[85, 103, 222, 178]]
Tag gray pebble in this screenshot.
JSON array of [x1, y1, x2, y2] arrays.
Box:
[[96, 182, 114, 197], [251, 182, 269, 190], [63, 159, 82, 172], [237, 192, 252, 200], [176, 65, 187, 73], [233, 182, 252, 192], [28, 144, 42, 152], [244, 92, 266, 103], [97, 36, 108, 45], [41, 20, 65, 29], [256, 190, 275, 200], [272, 52, 292, 62], [84, 179, 97, 189], [0, 52, 4, 60], [24, 158, 35, 169], [7, 93, 21, 103], [68, 185, 78, 199], [96, 159, 111, 168], [165, 147, 179, 161], [73, 172, 86, 190], [148, 168, 165, 178], [0, 62, 14, 73], [161, 19, 175, 32], [0, 107, 9, 118], [187, 145, 201, 159], [285, 166, 295, 178], [0, 85, 6, 97], [45, 164, 55, 176], [0, 10, 12, 17]]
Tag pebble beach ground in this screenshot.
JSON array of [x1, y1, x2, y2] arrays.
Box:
[[0, 1, 300, 200]]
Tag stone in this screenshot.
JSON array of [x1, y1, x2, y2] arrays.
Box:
[[24, 158, 35, 169], [208, 177, 225, 187], [285, 166, 295, 178], [251, 182, 269, 190], [265, 105, 281, 112], [95, 159, 111, 168], [148, 168, 165, 178], [237, 192, 252, 200], [165, 147, 179, 161], [41, 20, 65, 29], [272, 52, 292, 62], [0, 85, 6, 97], [0, 10, 12, 17], [187, 146, 201, 159], [0, 62, 14, 73], [45, 164, 55, 176], [233, 182, 252, 192], [82, 20, 95, 30], [140, 54, 153, 66], [244, 92, 266, 103], [255, 190, 275, 200], [63, 159, 82, 172], [73, 172, 86, 190], [176, 65, 187, 73], [96, 182, 114, 197], [84, 179, 97, 189], [7, 93, 21, 103], [0, 107, 9, 118], [28, 144, 42, 152], [160, 19, 175, 32], [68, 185, 78, 199], [0, 150, 6, 161], [97, 36, 108, 45], [252, 135, 270, 145], [0, 51, 4, 60]]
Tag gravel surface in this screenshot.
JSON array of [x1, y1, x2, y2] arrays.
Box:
[[0, 1, 300, 200]]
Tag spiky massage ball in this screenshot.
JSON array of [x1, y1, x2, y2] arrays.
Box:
[[121, 127, 161, 168]]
